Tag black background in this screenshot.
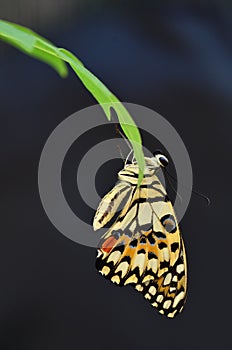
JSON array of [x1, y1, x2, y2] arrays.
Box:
[[1, 1, 232, 349]]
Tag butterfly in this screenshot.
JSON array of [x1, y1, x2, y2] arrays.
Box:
[[93, 153, 187, 318]]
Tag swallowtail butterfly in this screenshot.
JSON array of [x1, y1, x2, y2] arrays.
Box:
[[93, 154, 187, 318]]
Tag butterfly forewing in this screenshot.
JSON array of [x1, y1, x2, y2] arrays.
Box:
[[93, 181, 131, 231], [94, 160, 187, 318]]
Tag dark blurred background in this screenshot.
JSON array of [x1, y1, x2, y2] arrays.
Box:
[[1, 1, 232, 349]]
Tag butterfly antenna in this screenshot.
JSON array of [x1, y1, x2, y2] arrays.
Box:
[[163, 170, 182, 204], [192, 189, 211, 206], [165, 169, 211, 206]]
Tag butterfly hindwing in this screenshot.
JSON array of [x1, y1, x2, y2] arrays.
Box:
[[134, 237, 187, 318]]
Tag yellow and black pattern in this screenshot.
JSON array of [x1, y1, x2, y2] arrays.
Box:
[[93, 156, 187, 318]]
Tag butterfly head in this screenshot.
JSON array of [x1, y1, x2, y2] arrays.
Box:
[[145, 150, 169, 170]]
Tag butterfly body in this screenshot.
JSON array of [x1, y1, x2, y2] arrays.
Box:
[[93, 156, 187, 318]]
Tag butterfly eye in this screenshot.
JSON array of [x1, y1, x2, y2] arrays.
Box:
[[157, 154, 169, 167]]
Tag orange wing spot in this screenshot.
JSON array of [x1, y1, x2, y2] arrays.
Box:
[[141, 229, 153, 236], [101, 236, 117, 253]]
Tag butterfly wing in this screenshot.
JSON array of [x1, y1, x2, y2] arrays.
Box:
[[135, 237, 187, 318], [95, 169, 187, 318], [93, 181, 131, 231]]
